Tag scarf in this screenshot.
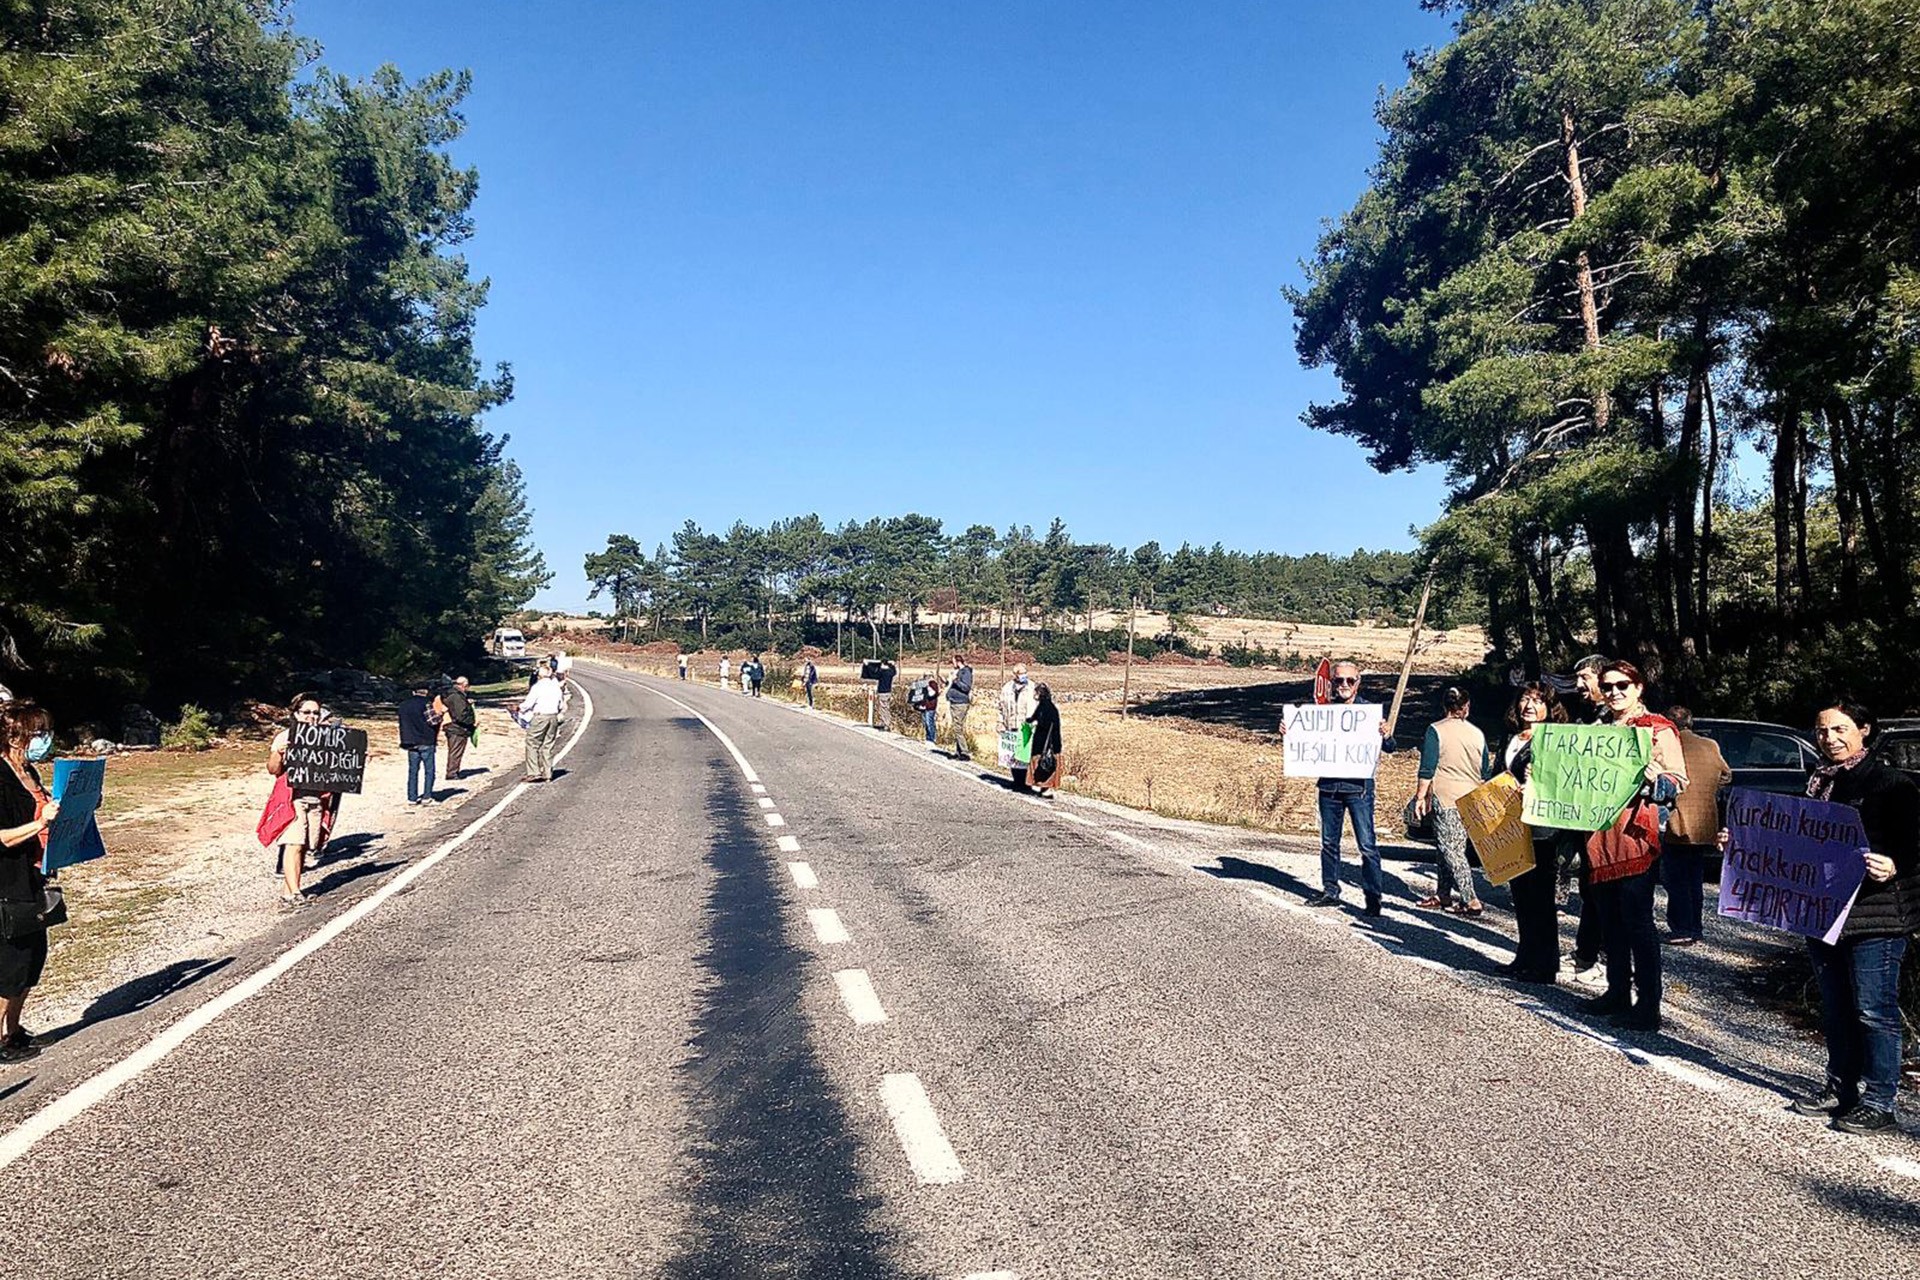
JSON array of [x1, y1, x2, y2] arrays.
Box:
[[1806, 748, 1867, 801]]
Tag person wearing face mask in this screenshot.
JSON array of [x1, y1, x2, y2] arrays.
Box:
[[0, 701, 59, 1061], [998, 665, 1040, 790]]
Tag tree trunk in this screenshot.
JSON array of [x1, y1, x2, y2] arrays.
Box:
[[1771, 406, 1799, 618], [1698, 377, 1720, 652], [1673, 357, 1706, 644], [1827, 405, 1862, 612], [1562, 105, 1609, 431]]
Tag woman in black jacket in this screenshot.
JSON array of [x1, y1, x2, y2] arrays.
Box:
[[1026, 683, 1064, 797], [1499, 682, 1568, 982], [1787, 697, 1920, 1135], [0, 701, 58, 1062]]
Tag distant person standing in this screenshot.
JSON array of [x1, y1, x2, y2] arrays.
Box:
[[1286, 661, 1394, 916], [998, 664, 1039, 788], [678, 653, 689, 681], [1027, 683, 1064, 796], [435, 676, 478, 780], [519, 668, 565, 783], [803, 658, 819, 708], [260, 694, 338, 909], [1413, 687, 1492, 915], [1660, 706, 1731, 947], [914, 673, 944, 744], [719, 656, 730, 690], [871, 659, 897, 729], [749, 655, 765, 697], [398, 682, 441, 806], [1564, 652, 1612, 984], [946, 658, 975, 759]]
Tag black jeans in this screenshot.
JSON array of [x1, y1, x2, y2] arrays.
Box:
[[1509, 840, 1561, 974], [1573, 861, 1605, 967], [1660, 840, 1709, 939], [1594, 864, 1661, 1009]]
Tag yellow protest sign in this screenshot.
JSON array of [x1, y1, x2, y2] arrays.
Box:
[[1456, 773, 1535, 886]]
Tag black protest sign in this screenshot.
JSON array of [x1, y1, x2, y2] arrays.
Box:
[[284, 721, 368, 794]]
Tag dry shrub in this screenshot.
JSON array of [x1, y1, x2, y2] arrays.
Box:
[[1152, 651, 1198, 666]]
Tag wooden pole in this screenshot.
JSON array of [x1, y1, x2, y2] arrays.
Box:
[[1385, 563, 1437, 738], [998, 596, 1008, 693], [1122, 595, 1137, 718]]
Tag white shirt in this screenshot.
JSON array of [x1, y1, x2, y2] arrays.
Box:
[[520, 678, 565, 716]]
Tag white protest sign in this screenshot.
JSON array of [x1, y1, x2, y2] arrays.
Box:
[[1281, 702, 1383, 779]]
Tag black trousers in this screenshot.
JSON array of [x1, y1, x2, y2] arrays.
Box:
[[1509, 853, 1561, 975], [1573, 862, 1605, 967], [1593, 864, 1661, 1010]]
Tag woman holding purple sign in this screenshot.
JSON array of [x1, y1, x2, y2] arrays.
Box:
[[1785, 697, 1919, 1135], [0, 700, 58, 1063]]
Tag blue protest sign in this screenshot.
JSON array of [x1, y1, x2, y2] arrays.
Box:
[[42, 757, 108, 874], [1719, 788, 1869, 944]]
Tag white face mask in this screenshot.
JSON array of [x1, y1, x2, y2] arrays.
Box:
[[25, 732, 53, 763]]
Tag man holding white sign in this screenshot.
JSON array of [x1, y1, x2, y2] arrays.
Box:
[[1279, 661, 1394, 915]]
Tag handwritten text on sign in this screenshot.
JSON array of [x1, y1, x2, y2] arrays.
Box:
[[1521, 723, 1651, 832], [43, 757, 108, 874], [1455, 773, 1535, 885], [1281, 703, 1382, 780], [1720, 788, 1869, 944], [284, 722, 369, 794]]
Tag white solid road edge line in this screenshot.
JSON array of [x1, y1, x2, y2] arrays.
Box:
[[635, 684, 761, 783], [832, 968, 888, 1025], [0, 681, 598, 1174], [807, 908, 851, 945], [879, 1072, 966, 1185], [788, 861, 819, 890]]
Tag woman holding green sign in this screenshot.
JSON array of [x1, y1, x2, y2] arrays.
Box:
[[1586, 661, 1688, 1033], [1500, 682, 1569, 982]]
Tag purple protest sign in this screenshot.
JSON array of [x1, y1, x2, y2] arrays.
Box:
[[1718, 788, 1870, 944]]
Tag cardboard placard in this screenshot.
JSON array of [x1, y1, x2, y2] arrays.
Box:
[[1454, 773, 1535, 886], [1521, 723, 1652, 831], [1719, 788, 1870, 944], [1281, 702, 1382, 779], [43, 757, 108, 874], [283, 721, 368, 794]]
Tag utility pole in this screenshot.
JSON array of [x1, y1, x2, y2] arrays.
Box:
[[1385, 563, 1438, 739], [1122, 595, 1138, 718]]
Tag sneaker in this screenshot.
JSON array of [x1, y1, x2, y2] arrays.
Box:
[[5, 1028, 33, 1051], [277, 890, 308, 912], [1609, 1006, 1662, 1034], [1304, 891, 1343, 908], [0, 1039, 39, 1064], [1571, 962, 1608, 988], [1790, 1088, 1848, 1118], [1832, 1104, 1897, 1135], [1362, 896, 1383, 918]]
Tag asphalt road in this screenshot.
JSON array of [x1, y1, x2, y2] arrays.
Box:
[[1, 666, 1915, 1278]]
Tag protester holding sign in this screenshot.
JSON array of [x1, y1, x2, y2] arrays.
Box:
[[1776, 697, 1920, 1135], [261, 694, 339, 909], [0, 701, 59, 1060], [1582, 661, 1687, 1032], [998, 665, 1039, 790], [1499, 683, 1569, 982], [1413, 687, 1492, 915], [1281, 661, 1395, 915]]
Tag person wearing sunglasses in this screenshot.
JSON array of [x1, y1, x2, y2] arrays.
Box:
[[260, 695, 341, 908], [1585, 661, 1687, 1032], [1292, 661, 1396, 915]]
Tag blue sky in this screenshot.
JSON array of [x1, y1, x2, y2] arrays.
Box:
[[295, 1, 1457, 610]]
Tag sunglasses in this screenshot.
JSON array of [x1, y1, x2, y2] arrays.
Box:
[[1333, 677, 1359, 686], [296, 708, 322, 718], [1600, 681, 1633, 693]]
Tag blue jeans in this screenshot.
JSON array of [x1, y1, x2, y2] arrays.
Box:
[[407, 744, 437, 803], [922, 708, 938, 742], [1318, 783, 1382, 901], [1809, 934, 1910, 1111]]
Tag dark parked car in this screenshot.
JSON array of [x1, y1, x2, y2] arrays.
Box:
[[1689, 718, 1819, 798], [1866, 717, 1920, 783]]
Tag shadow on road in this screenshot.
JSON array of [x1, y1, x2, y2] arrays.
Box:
[[39, 955, 236, 1047]]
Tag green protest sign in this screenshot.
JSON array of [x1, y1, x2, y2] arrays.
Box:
[[1521, 723, 1652, 832]]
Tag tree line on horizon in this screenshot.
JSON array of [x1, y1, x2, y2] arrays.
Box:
[[1291, 0, 1920, 719], [583, 516, 1444, 654], [0, 2, 550, 719]]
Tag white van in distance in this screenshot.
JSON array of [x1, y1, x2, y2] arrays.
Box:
[[490, 627, 527, 659]]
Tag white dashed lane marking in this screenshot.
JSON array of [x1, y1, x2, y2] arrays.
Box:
[[758, 796, 776, 809], [807, 908, 851, 945], [776, 834, 801, 853], [765, 812, 787, 828], [750, 782, 767, 794], [833, 969, 888, 1025], [879, 1072, 966, 1185], [788, 862, 819, 890]]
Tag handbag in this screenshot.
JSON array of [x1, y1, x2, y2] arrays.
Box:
[[1035, 750, 1058, 780], [0, 898, 43, 940], [38, 884, 67, 929]]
